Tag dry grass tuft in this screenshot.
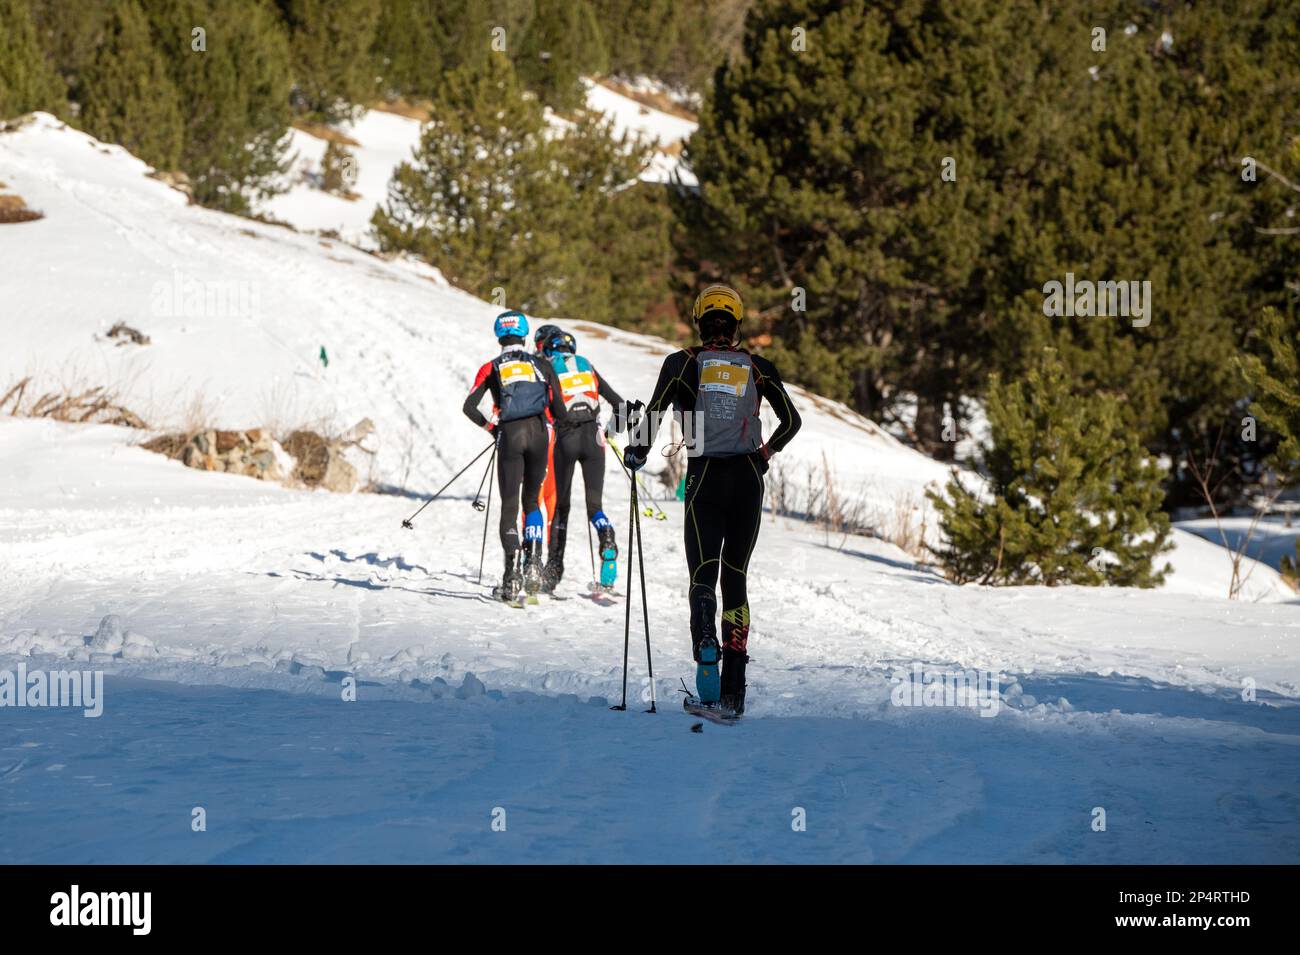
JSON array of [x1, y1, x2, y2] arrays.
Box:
[[292, 121, 361, 147], [370, 96, 432, 122], [0, 193, 43, 223], [1, 377, 146, 428]]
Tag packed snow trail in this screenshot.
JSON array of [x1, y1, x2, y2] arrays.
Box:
[[3, 668, 1297, 864], [1, 419, 1298, 862]]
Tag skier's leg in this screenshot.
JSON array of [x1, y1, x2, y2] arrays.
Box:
[[519, 418, 550, 593], [582, 425, 617, 583], [546, 427, 580, 589], [583, 423, 606, 522], [684, 457, 725, 700], [495, 424, 525, 598], [718, 455, 764, 713]]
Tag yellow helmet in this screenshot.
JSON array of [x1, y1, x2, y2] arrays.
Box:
[[692, 284, 743, 324]]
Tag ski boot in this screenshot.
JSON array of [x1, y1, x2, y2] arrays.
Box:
[[500, 552, 522, 603], [688, 591, 722, 702], [597, 523, 618, 589], [695, 635, 721, 704], [522, 539, 544, 595], [542, 556, 563, 594], [720, 648, 748, 717], [542, 527, 565, 594]]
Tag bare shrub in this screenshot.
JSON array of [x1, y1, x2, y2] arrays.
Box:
[[1, 376, 146, 428], [1185, 426, 1282, 600], [765, 453, 931, 559]]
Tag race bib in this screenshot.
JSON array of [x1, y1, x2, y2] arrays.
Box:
[[699, 359, 750, 397], [560, 369, 596, 399], [499, 360, 538, 385]]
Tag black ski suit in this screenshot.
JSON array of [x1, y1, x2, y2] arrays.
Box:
[[463, 346, 568, 556], [548, 362, 624, 569], [627, 346, 801, 684]]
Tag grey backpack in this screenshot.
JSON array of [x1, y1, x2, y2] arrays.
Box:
[[692, 348, 763, 458]]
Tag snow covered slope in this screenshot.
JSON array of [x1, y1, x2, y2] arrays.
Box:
[[0, 112, 944, 527], [261, 79, 695, 247], [2, 113, 1298, 864]]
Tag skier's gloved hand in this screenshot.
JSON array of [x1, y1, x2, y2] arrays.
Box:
[[623, 447, 648, 472], [616, 400, 645, 436]]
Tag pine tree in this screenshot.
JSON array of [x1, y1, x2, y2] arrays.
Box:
[[552, 109, 672, 325], [26, 0, 106, 107], [0, 0, 62, 119], [370, 0, 447, 99], [1238, 307, 1300, 482], [372, 55, 571, 308], [1010, 1, 1300, 510], [514, 0, 607, 110], [147, 0, 293, 212], [681, 0, 1073, 458], [927, 349, 1172, 587], [373, 55, 669, 322], [79, 0, 184, 170], [589, 0, 747, 91], [277, 0, 380, 122]]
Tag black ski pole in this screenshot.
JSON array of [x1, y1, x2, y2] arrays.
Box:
[[471, 441, 496, 511], [587, 519, 597, 588], [476, 444, 497, 586], [612, 468, 636, 712], [609, 438, 667, 521], [401, 440, 494, 529], [632, 476, 656, 713]]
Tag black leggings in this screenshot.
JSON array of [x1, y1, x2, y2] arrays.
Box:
[[683, 453, 765, 659], [551, 422, 605, 534], [496, 417, 549, 555]]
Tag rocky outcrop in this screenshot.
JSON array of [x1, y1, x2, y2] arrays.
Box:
[[144, 418, 374, 492], [282, 419, 373, 492], [176, 428, 289, 482], [283, 429, 354, 492]]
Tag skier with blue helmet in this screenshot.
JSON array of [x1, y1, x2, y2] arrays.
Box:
[[463, 310, 569, 601]]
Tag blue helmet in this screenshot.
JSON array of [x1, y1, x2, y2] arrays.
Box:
[[494, 310, 528, 340], [546, 331, 577, 356]]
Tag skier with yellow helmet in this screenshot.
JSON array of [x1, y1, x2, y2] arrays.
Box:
[[623, 284, 802, 718]]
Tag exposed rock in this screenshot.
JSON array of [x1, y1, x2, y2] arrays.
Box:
[[143, 419, 374, 492], [105, 322, 150, 346], [283, 424, 369, 492], [175, 428, 290, 481]]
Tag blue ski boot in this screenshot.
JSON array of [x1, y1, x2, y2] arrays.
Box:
[[695, 637, 721, 704], [594, 513, 617, 589]]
